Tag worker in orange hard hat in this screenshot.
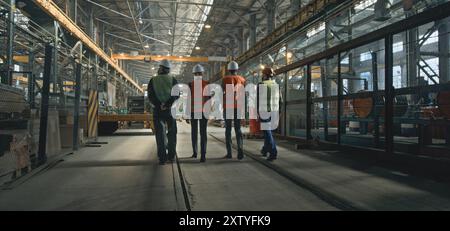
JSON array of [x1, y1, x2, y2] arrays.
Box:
[[258, 66, 282, 161]]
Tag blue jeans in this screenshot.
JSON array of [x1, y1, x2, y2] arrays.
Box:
[[261, 119, 277, 157], [153, 109, 177, 162]]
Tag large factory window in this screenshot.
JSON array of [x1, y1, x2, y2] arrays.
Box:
[[391, 17, 450, 155], [286, 104, 307, 138], [287, 67, 307, 102], [285, 66, 307, 138], [310, 57, 339, 143], [339, 41, 386, 149]]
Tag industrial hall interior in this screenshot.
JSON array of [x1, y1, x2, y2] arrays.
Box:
[[2, 0, 450, 211]]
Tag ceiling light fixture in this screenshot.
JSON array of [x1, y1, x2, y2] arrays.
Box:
[[195, 46, 201, 50], [205, 24, 211, 29]]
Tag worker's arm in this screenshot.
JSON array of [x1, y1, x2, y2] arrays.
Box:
[[256, 82, 261, 116], [279, 84, 284, 106], [165, 78, 180, 107], [147, 79, 161, 108], [222, 78, 225, 94]]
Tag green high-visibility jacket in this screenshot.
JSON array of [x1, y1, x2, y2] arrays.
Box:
[[258, 79, 281, 113], [147, 74, 178, 108]]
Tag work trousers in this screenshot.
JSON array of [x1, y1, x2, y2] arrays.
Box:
[[153, 109, 177, 162], [225, 110, 243, 157], [191, 114, 208, 158], [260, 118, 277, 157]]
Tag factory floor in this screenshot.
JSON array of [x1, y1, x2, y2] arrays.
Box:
[[1, 122, 450, 211]]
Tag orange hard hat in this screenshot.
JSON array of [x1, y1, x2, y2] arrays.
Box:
[[262, 67, 275, 76]]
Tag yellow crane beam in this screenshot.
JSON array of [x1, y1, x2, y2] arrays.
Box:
[[34, 0, 143, 93], [111, 54, 228, 63]]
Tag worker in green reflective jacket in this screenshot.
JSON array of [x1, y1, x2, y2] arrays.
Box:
[[258, 67, 282, 161], [147, 59, 179, 165]]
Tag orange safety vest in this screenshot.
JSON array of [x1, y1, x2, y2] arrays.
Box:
[[189, 79, 209, 113], [223, 75, 246, 109]]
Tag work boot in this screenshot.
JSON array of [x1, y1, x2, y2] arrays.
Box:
[[267, 155, 277, 161], [224, 154, 232, 159], [200, 154, 206, 163], [237, 153, 244, 160], [260, 150, 268, 157], [159, 160, 166, 165], [168, 153, 176, 162], [191, 153, 198, 158]]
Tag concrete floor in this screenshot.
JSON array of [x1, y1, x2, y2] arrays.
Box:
[[0, 131, 184, 211], [3, 122, 450, 211], [0, 123, 336, 211], [178, 127, 335, 211]]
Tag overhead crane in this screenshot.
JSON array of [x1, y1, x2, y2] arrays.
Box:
[[111, 54, 228, 63]]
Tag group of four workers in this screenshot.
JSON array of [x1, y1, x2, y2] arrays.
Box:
[[147, 59, 279, 165]]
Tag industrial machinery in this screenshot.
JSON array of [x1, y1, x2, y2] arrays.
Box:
[[98, 96, 154, 136]]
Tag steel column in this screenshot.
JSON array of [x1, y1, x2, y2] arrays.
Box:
[[53, 21, 59, 93], [290, 0, 302, 17], [28, 52, 35, 108], [440, 19, 450, 145], [250, 14, 257, 48], [321, 61, 329, 141], [37, 44, 53, 165], [67, 0, 77, 22], [238, 27, 245, 54], [372, 52, 380, 148], [385, 35, 394, 154], [306, 65, 312, 141], [407, 27, 418, 89], [438, 19, 449, 83], [6, 0, 15, 85], [73, 61, 82, 151], [267, 0, 276, 33], [87, 6, 94, 37], [337, 53, 342, 145]]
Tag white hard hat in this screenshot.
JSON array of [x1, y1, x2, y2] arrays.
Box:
[[192, 64, 205, 73], [227, 61, 239, 71], [160, 59, 171, 69]]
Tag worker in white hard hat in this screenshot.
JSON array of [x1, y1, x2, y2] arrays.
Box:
[[188, 64, 209, 162], [147, 59, 179, 165], [222, 61, 246, 160]]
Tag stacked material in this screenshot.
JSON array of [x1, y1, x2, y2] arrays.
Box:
[[0, 84, 26, 113]]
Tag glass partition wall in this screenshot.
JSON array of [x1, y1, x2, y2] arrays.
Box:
[[238, 1, 450, 157]]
